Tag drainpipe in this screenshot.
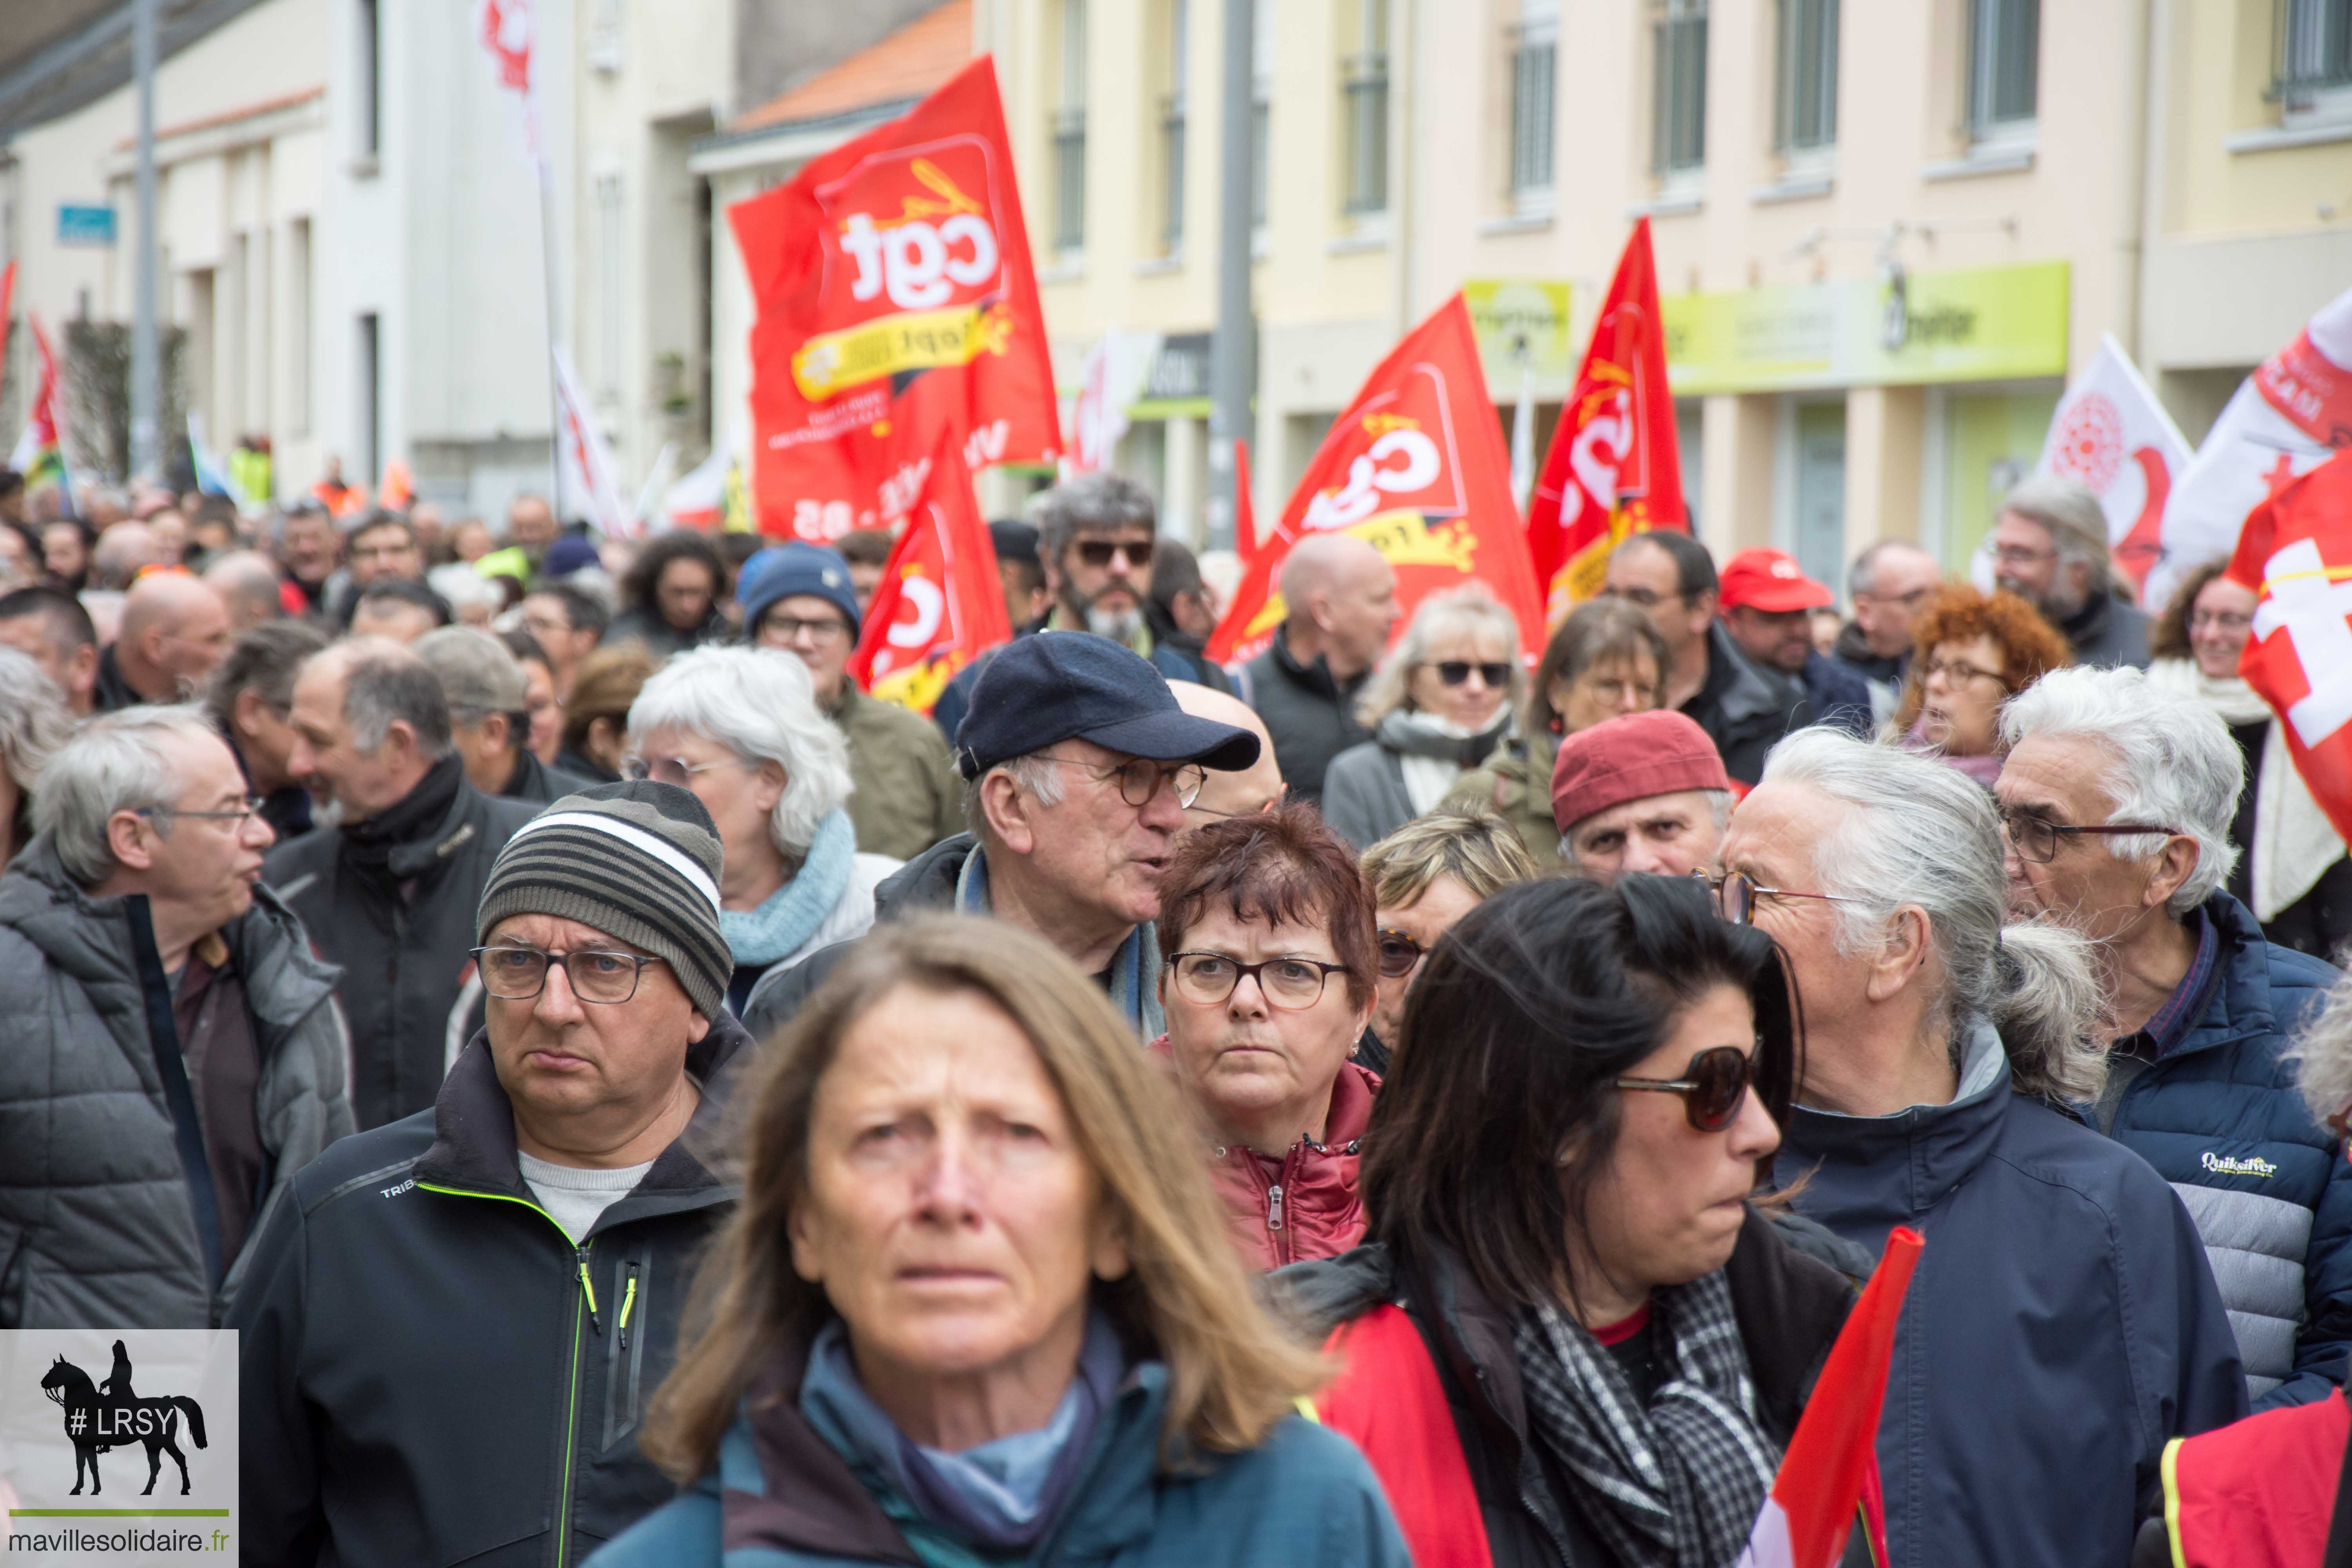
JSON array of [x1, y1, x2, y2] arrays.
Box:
[[2117, 0, 2161, 365]]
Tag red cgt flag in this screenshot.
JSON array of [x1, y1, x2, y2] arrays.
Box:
[[1526, 219, 1686, 621], [730, 56, 1060, 543], [2229, 451, 2352, 842], [1205, 294, 1545, 665], [849, 426, 1012, 715]]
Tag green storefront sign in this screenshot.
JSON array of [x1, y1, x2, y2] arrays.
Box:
[[1662, 261, 2070, 394]]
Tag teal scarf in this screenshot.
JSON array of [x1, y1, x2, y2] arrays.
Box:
[[721, 809, 856, 967], [954, 843, 1162, 1037]]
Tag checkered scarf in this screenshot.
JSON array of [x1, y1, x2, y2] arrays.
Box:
[[1511, 1270, 1780, 1568]]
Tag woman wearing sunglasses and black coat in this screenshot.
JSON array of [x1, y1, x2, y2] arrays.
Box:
[[1271, 874, 1873, 1568]]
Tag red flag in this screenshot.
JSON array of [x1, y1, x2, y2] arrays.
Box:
[[1232, 438, 1280, 573], [730, 57, 1060, 543], [1526, 219, 1686, 620], [849, 427, 1012, 714], [0, 260, 15, 378], [1738, 1227, 1922, 1568], [2229, 452, 2352, 843], [1205, 294, 1544, 664]]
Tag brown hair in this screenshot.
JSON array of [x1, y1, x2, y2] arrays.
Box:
[[639, 916, 1327, 1484], [561, 641, 657, 753], [1360, 802, 1540, 912], [1890, 584, 2073, 731], [1156, 800, 1377, 1007], [2149, 557, 2234, 662], [1527, 597, 1670, 738]]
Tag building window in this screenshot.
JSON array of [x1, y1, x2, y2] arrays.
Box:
[[356, 0, 381, 160], [1251, 0, 1273, 231], [1775, 0, 1837, 157], [1053, 0, 1087, 253], [1508, 4, 1557, 207], [1652, 0, 1708, 176], [1964, 0, 2038, 142], [2277, 0, 2352, 126], [1344, 0, 1388, 214], [1162, 0, 1187, 252]]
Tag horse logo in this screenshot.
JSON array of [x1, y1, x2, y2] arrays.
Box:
[[37, 1342, 208, 1495]]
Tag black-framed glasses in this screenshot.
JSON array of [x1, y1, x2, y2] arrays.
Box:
[[1598, 584, 1695, 610], [1034, 753, 1206, 808], [1166, 951, 1350, 1009], [470, 945, 670, 1005], [1435, 661, 1512, 688], [1998, 811, 2180, 866], [1073, 537, 1154, 570], [757, 611, 854, 645], [1691, 869, 1871, 927], [136, 796, 267, 827], [1615, 1045, 1756, 1132], [1376, 929, 1425, 978]]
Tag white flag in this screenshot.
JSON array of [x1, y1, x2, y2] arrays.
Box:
[[2036, 334, 2191, 604], [1063, 330, 1163, 475], [552, 346, 633, 538], [2149, 287, 2352, 614], [662, 440, 732, 532], [475, 0, 544, 178]]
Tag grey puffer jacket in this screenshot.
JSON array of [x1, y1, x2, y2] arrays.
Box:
[[0, 833, 354, 1329]]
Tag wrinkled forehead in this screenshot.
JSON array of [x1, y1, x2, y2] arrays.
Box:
[[483, 910, 650, 955], [1717, 781, 1823, 879]]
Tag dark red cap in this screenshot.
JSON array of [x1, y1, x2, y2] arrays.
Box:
[[1718, 548, 1833, 613], [1550, 710, 1732, 832]]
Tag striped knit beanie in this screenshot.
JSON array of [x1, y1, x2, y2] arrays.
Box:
[[476, 781, 731, 1020]]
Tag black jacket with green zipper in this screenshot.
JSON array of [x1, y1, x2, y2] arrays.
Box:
[[229, 1012, 746, 1567]]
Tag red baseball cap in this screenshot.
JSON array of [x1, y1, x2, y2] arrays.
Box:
[[1718, 549, 1833, 613]]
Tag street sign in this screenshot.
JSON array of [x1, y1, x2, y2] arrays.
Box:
[[57, 204, 116, 247]]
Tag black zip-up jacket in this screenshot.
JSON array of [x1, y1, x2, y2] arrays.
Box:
[[230, 1015, 746, 1567], [1236, 628, 1374, 804]]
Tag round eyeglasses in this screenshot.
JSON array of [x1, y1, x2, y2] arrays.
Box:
[[1691, 869, 1870, 927], [1033, 753, 1207, 809], [1166, 951, 1349, 1009]]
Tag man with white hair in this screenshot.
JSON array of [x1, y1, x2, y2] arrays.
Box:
[[1719, 727, 2241, 1568], [2000, 665, 2350, 1409], [0, 708, 351, 1327], [1993, 476, 2150, 668]]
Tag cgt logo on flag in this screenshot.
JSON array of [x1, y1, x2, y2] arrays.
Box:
[[1, 1329, 238, 1561]]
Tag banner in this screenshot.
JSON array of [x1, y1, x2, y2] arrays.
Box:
[[1205, 293, 1544, 665], [2156, 285, 2352, 614], [553, 345, 636, 538], [2036, 334, 2192, 598], [475, 0, 543, 174], [730, 56, 1060, 542], [1526, 219, 1686, 618], [849, 427, 1012, 714], [1232, 437, 1275, 572], [2228, 452, 2352, 846]]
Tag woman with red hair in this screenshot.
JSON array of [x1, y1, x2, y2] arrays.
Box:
[[1887, 583, 2071, 786]]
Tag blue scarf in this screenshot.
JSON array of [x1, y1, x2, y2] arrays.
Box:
[[720, 808, 855, 967], [953, 843, 1161, 1036]]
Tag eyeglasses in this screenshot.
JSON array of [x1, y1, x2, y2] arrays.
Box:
[[470, 945, 669, 1005], [1599, 585, 1691, 610], [1692, 869, 1871, 927], [1921, 657, 2008, 690], [1861, 586, 1935, 610], [1166, 951, 1350, 1009], [1072, 538, 1154, 570], [757, 612, 854, 645], [1573, 676, 1647, 708], [2189, 611, 2254, 635], [1375, 928, 1426, 978], [1998, 811, 2180, 865], [136, 796, 267, 827], [1434, 661, 1513, 688], [1615, 1045, 1756, 1132], [1992, 543, 2057, 568], [1033, 753, 1206, 808], [622, 754, 753, 786]]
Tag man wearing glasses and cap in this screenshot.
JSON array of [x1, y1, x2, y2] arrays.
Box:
[[744, 631, 1263, 1040]]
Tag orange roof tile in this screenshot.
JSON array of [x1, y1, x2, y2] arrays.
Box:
[[732, 0, 971, 132], [114, 85, 325, 152]]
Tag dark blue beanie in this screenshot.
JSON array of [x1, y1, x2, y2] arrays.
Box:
[[737, 541, 861, 637]]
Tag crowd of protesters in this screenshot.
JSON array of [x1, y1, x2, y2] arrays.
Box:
[[2, 455, 2350, 1568]]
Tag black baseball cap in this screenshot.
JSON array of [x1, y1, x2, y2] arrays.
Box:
[[955, 632, 1261, 779]]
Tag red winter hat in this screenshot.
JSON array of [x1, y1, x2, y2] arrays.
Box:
[[1550, 709, 1732, 832], [1718, 548, 1833, 613]]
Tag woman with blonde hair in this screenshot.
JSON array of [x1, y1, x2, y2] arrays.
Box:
[[1321, 583, 1526, 850], [591, 916, 1409, 1568]]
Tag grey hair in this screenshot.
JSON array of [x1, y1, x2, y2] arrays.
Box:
[[626, 646, 854, 856], [34, 706, 220, 886], [332, 643, 455, 759], [2001, 476, 2113, 594], [2290, 967, 2352, 1127], [1032, 472, 1156, 560], [1998, 665, 2242, 916], [1354, 583, 1528, 728], [962, 753, 1066, 843], [1846, 538, 1933, 601], [1705, 788, 1732, 835], [0, 645, 73, 798], [1762, 727, 2107, 1104]]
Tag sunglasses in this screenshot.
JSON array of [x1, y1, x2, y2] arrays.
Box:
[[1376, 929, 1425, 978], [1073, 538, 1154, 570], [1435, 661, 1512, 688], [1615, 1045, 1755, 1132]]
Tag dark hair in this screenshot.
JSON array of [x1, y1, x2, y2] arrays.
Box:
[[339, 641, 455, 757], [1359, 874, 1799, 1319], [526, 580, 611, 639], [1145, 535, 1206, 644], [1034, 472, 1155, 559], [1155, 799, 1378, 1008], [499, 626, 552, 672], [347, 510, 417, 549], [350, 576, 452, 629], [836, 528, 895, 568], [1528, 597, 1671, 737], [2150, 557, 2234, 662], [0, 468, 21, 500], [1621, 529, 1718, 601], [621, 532, 725, 619], [0, 585, 97, 653], [206, 619, 331, 725]]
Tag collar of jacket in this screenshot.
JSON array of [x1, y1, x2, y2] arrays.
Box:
[[1777, 1014, 2013, 1222], [1696, 622, 1797, 727], [94, 642, 150, 709], [2060, 589, 2114, 650], [413, 1009, 751, 1212], [1270, 626, 1360, 701], [1831, 620, 1906, 685], [2154, 891, 2288, 1064], [872, 832, 978, 923], [721, 1325, 1175, 1563]]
